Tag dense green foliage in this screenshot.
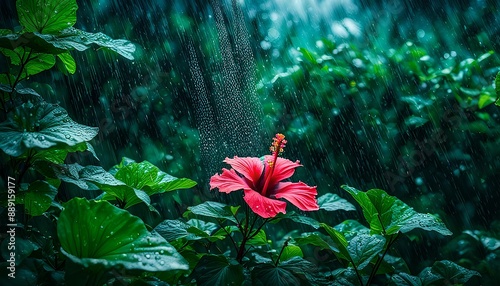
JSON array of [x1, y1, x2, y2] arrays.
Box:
[[0, 0, 499, 285]]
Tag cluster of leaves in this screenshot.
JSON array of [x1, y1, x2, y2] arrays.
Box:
[[154, 185, 479, 285], [261, 36, 500, 228], [0, 0, 495, 285], [0, 0, 196, 285]]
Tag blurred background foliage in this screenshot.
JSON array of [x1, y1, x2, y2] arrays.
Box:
[[1, 0, 499, 283]]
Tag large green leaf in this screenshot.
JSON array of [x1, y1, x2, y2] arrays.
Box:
[[31, 141, 98, 164], [251, 256, 318, 286], [347, 234, 385, 271], [17, 0, 77, 34], [186, 201, 239, 223], [18, 180, 59, 216], [113, 158, 197, 195], [317, 193, 356, 211], [420, 260, 480, 285], [58, 198, 188, 271], [154, 219, 224, 242], [342, 185, 452, 236], [191, 255, 245, 286], [39, 28, 135, 59], [53, 163, 151, 210], [0, 101, 98, 157]]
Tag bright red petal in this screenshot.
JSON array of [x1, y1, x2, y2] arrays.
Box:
[[264, 156, 302, 187], [243, 189, 287, 218], [274, 182, 319, 211], [210, 168, 252, 194], [224, 157, 263, 186]]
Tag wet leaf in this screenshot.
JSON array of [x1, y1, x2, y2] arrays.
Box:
[[0, 101, 98, 157], [279, 244, 303, 262], [251, 256, 317, 286], [113, 158, 197, 195], [342, 185, 452, 236], [58, 198, 189, 271], [317, 193, 356, 211], [53, 163, 152, 210], [347, 234, 385, 271], [22, 180, 58, 216], [191, 255, 245, 286], [17, 0, 77, 34], [186, 201, 238, 223], [416, 260, 480, 285]]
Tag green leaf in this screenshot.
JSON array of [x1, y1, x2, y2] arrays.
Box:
[[424, 260, 480, 284], [25, 52, 56, 77], [41, 28, 135, 60], [294, 232, 332, 251], [0, 101, 98, 157], [348, 234, 385, 271], [57, 52, 76, 74], [191, 255, 245, 286], [17, 0, 77, 34], [31, 141, 98, 164], [58, 198, 188, 271], [113, 158, 196, 196], [187, 201, 238, 223], [279, 244, 303, 262], [53, 163, 152, 210], [251, 257, 318, 286], [391, 272, 423, 286], [317, 193, 356, 211], [332, 267, 367, 285], [0, 238, 38, 266], [320, 223, 349, 260], [0, 29, 135, 60], [273, 211, 320, 229], [247, 229, 268, 246], [21, 180, 58, 216], [334, 219, 370, 240], [154, 219, 224, 243], [342, 185, 452, 236]]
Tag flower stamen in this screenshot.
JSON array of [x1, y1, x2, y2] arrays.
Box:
[[262, 133, 286, 196]]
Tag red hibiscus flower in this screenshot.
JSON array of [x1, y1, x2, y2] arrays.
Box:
[[210, 134, 319, 218]]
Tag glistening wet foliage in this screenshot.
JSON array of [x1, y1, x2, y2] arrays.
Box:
[[0, 0, 499, 285]]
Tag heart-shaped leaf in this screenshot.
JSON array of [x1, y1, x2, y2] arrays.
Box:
[[17, 0, 77, 34], [58, 198, 188, 271]]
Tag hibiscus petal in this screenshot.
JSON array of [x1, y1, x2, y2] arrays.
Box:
[[243, 189, 287, 218], [264, 156, 302, 188], [274, 182, 319, 211], [224, 157, 263, 185], [210, 168, 252, 194]]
